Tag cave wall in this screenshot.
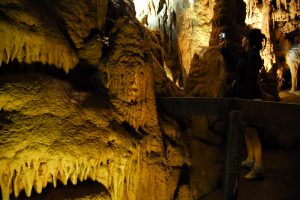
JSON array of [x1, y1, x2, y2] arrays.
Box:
[[2, 0, 298, 199], [133, 0, 248, 97], [0, 0, 224, 200], [133, 0, 216, 86]]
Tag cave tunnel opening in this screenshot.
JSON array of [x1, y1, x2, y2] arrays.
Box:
[[1, 179, 111, 200], [0, 59, 107, 94]]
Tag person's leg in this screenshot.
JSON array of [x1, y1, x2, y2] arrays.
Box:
[[244, 127, 264, 180], [251, 128, 262, 165], [245, 128, 255, 160], [241, 128, 255, 169]]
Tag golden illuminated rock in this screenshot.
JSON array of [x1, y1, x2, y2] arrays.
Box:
[[0, 2, 78, 72], [0, 74, 135, 199], [0, 73, 190, 200], [0, 0, 206, 200], [184, 50, 226, 97], [133, 0, 217, 82], [3, 0, 283, 199]]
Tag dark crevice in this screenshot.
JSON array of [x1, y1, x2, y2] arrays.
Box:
[[157, 0, 166, 15], [0, 9, 14, 23], [162, 134, 177, 148], [0, 110, 14, 130], [122, 122, 145, 140], [109, 120, 144, 140], [83, 28, 102, 43], [173, 163, 190, 200], [68, 61, 104, 91], [0, 60, 67, 80], [0, 59, 107, 93]]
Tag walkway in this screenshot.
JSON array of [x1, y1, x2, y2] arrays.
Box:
[[238, 147, 300, 200], [238, 90, 300, 200]]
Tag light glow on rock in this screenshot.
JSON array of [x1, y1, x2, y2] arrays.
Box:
[[133, 0, 215, 74], [243, 0, 276, 72]]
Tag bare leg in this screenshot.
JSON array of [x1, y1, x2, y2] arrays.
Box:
[[245, 129, 254, 160], [249, 128, 262, 165], [244, 127, 264, 180]]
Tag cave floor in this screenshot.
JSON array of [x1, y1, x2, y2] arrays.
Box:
[[238, 147, 300, 200], [278, 90, 300, 104], [238, 90, 300, 200]]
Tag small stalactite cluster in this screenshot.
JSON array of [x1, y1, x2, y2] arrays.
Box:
[[0, 74, 148, 200], [0, 21, 78, 73], [0, 147, 145, 200]]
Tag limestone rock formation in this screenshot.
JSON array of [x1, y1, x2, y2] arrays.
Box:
[[184, 50, 226, 97], [0, 74, 136, 200], [0, 1, 185, 200], [4, 0, 294, 199], [133, 0, 217, 85], [184, 0, 247, 97], [0, 0, 224, 200]]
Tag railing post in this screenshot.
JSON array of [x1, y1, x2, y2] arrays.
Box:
[[222, 110, 244, 200]]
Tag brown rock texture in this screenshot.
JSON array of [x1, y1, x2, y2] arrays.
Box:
[[0, 0, 190, 200], [2, 0, 279, 199]]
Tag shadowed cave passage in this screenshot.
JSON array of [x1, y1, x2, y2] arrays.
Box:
[[0, 59, 106, 93], [1, 179, 111, 200]]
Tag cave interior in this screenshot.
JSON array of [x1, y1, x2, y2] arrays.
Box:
[[0, 0, 300, 200]]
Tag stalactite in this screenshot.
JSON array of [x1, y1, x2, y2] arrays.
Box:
[[0, 149, 145, 200], [0, 22, 79, 72]]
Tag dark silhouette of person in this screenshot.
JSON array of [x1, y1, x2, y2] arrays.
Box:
[[235, 29, 266, 99], [237, 29, 267, 180], [220, 28, 268, 180]]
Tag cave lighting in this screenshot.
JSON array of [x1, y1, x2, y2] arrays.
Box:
[[133, 0, 147, 19], [133, 0, 160, 29]]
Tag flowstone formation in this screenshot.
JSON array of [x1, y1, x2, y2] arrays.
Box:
[[0, 0, 223, 200]]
